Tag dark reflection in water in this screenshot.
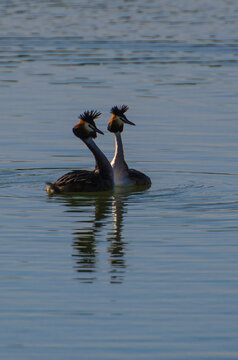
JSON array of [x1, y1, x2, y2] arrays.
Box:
[[72, 193, 113, 283], [52, 188, 148, 284]]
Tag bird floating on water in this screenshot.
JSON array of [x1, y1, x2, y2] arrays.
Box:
[[108, 105, 151, 187], [46, 110, 114, 194]]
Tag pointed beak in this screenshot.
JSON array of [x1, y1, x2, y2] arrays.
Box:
[[122, 115, 135, 126], [94, 126, 104, 135]]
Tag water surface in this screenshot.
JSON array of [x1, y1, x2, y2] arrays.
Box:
[[1, 1, 238, 359]]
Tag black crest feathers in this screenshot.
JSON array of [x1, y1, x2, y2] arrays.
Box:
[[79, 110, 101, 124], [111, 105, 129, 116]]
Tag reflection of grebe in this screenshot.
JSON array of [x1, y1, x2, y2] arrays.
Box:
[[54, 188, 149, 283], [71, 192, 127, 283], [107, 193, 126, 280], [108, 105, 151, 187], [71, 194, 112, 279], [46, 110, 114, 194]]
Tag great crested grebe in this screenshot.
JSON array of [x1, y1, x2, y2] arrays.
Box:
[[46, 110, 114, 194], [108, 105, 151, 187]]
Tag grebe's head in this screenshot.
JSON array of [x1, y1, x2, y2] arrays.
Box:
[[108, 105, 135, 133], [73, 110, 104, 139]]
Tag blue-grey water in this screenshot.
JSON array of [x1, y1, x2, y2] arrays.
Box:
[[1, 1, 238, 359]]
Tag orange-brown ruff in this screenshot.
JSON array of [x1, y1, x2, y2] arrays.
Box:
[[108, 105, 151, 187], [46, 110, 114, 194]]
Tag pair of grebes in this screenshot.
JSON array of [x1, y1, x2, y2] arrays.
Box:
[[46, 105, 151, 194]]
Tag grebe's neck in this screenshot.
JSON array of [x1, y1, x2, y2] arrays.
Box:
[[111, 132, 130, 185], [84, 137, 113, 181], [111, 132, 128, 169]]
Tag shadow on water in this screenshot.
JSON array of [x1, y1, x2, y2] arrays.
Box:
[[48, 186, 150, 284]]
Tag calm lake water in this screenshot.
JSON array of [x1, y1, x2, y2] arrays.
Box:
[[1, 1, 238, 359]]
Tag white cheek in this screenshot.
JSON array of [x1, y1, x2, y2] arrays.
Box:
[[117, 116, 124, 126], [85, 123, 92, 131]]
